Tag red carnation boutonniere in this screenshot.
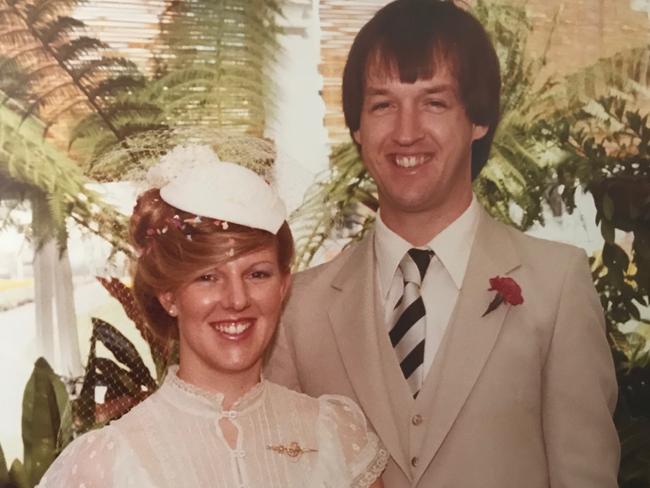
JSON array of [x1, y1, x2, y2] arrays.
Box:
[[482, 276, 524, 317]]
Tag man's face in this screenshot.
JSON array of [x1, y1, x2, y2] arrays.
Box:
[[353, 62, 487, 221]]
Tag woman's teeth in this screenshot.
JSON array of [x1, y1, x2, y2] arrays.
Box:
[[212, 321, 253, 335]]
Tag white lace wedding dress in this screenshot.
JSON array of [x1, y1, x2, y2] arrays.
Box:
[[39, 366, 388, 487]]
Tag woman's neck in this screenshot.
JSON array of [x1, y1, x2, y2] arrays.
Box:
[[177, 361, 262, 410]]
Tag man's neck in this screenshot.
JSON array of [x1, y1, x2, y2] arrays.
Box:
[[380, 193, 473, 246]]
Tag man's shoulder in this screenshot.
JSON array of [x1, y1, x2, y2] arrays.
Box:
[[292, 238, 368, 289], [486, 212, 587, 264]]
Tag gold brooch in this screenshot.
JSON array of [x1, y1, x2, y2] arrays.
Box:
[[266, 441, 318, 460]]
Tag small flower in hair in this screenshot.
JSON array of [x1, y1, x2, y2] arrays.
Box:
[[185, 215, 202, 225], [169, 214, 185, 230]]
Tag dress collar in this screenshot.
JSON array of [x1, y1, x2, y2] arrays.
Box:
[[374, 195, 480, 297], [159, 365, 267, 418]]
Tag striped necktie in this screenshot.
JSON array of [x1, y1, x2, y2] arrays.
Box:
[[390, 248, 434, 397]]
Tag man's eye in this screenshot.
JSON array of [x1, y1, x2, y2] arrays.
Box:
[[250, 270, 271, 279], [426, 99, 447, 109], [370, 101, 390, 112], [199, 274, 217, 282]]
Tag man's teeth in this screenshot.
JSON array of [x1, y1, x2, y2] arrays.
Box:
[[213, 322, 252, 334], [395, 155, 426, 168]]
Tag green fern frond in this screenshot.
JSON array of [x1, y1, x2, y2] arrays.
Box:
[[39, 15, 83, 44], [21, 78, 77, 116], [25, 0, 81, 25], [54, 36, 107, 63], [66, 112, 104, 147], [0, 101, 129, 250], [291, 142, 377, 269], [0, 0, 160, 146], [71, 56, 139, 83], [86, 75, 146, 103], [0, 55, 29, 101]]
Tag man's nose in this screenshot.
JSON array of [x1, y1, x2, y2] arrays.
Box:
[[222, 278, 250, 311], [393, 106, 423, 145]]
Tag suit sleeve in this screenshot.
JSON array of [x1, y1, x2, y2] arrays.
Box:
[[542, 249, 620, 487]]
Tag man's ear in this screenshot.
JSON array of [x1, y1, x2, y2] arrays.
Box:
[[353, 129, 362, 146], [472, 124, 489, 141], [157, 291, 177, 317]]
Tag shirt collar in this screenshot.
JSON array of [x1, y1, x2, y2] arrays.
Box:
[[160, 365, 266, 417], [374, 195, 480, 297]]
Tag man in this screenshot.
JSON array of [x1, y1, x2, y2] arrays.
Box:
[[267, 1, 620, 486]]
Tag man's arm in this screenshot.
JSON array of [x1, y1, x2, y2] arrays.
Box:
[[542, 249, 619, 487]]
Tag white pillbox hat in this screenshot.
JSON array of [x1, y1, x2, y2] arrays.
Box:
[[152, 145, 286, 234]]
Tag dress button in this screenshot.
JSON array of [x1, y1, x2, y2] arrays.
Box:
[[411, 456, 418, 467], [411, 414, 423, 426]]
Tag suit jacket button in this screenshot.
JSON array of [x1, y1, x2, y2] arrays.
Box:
[[411, 414, 423, 426], [411, 456, 418, 467]]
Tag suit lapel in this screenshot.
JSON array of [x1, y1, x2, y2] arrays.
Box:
[[413, 209, 521, 482], [327, 232, 412, 477]]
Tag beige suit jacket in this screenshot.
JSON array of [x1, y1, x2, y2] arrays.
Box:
[[266, 208, 620, 487]]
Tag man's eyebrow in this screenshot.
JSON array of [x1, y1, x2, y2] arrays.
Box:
[[364, 83, 457, 97], [423, 83, 455, 94], [364, 87, 390, 97]]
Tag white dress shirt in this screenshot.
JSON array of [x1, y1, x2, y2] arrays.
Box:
[[374, 196, 480, 375]]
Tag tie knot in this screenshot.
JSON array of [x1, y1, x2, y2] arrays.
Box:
[[399, 248, 434, 285]]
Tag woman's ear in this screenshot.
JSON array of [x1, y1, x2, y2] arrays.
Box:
[[157, 291, 178, 317]]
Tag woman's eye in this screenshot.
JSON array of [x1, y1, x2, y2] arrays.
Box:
[[198, 274, 217, 282]]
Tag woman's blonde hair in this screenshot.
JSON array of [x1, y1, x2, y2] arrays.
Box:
[[129, 188, 294, 341]]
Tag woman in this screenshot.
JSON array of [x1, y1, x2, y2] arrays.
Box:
[[39, 144, 387, 487]]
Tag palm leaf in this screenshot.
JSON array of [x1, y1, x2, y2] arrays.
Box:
[[291, 142, 376, 270], [0, 100, 129, 250], [147, 0, 283, 136], [39, 15, 83, 44], [0, 0, 162, 148]]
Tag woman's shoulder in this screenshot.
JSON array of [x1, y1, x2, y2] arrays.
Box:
[[108, 391, 159, 431], [265, 380, 321, 412], [265, 381, 361, 412], [264, 382, 371, 436], [38, 426, 120, 487]]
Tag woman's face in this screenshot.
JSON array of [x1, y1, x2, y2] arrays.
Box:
[[159, 244, 290, 386]]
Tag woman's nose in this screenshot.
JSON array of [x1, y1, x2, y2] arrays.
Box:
[[222, 278, 250, 311]]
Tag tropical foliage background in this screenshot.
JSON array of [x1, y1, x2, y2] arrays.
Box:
[[0, 0, 648, 486]]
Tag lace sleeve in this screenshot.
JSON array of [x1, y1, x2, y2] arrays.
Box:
[[317, 395, 388, 488], [37, 427, 120, 487]]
